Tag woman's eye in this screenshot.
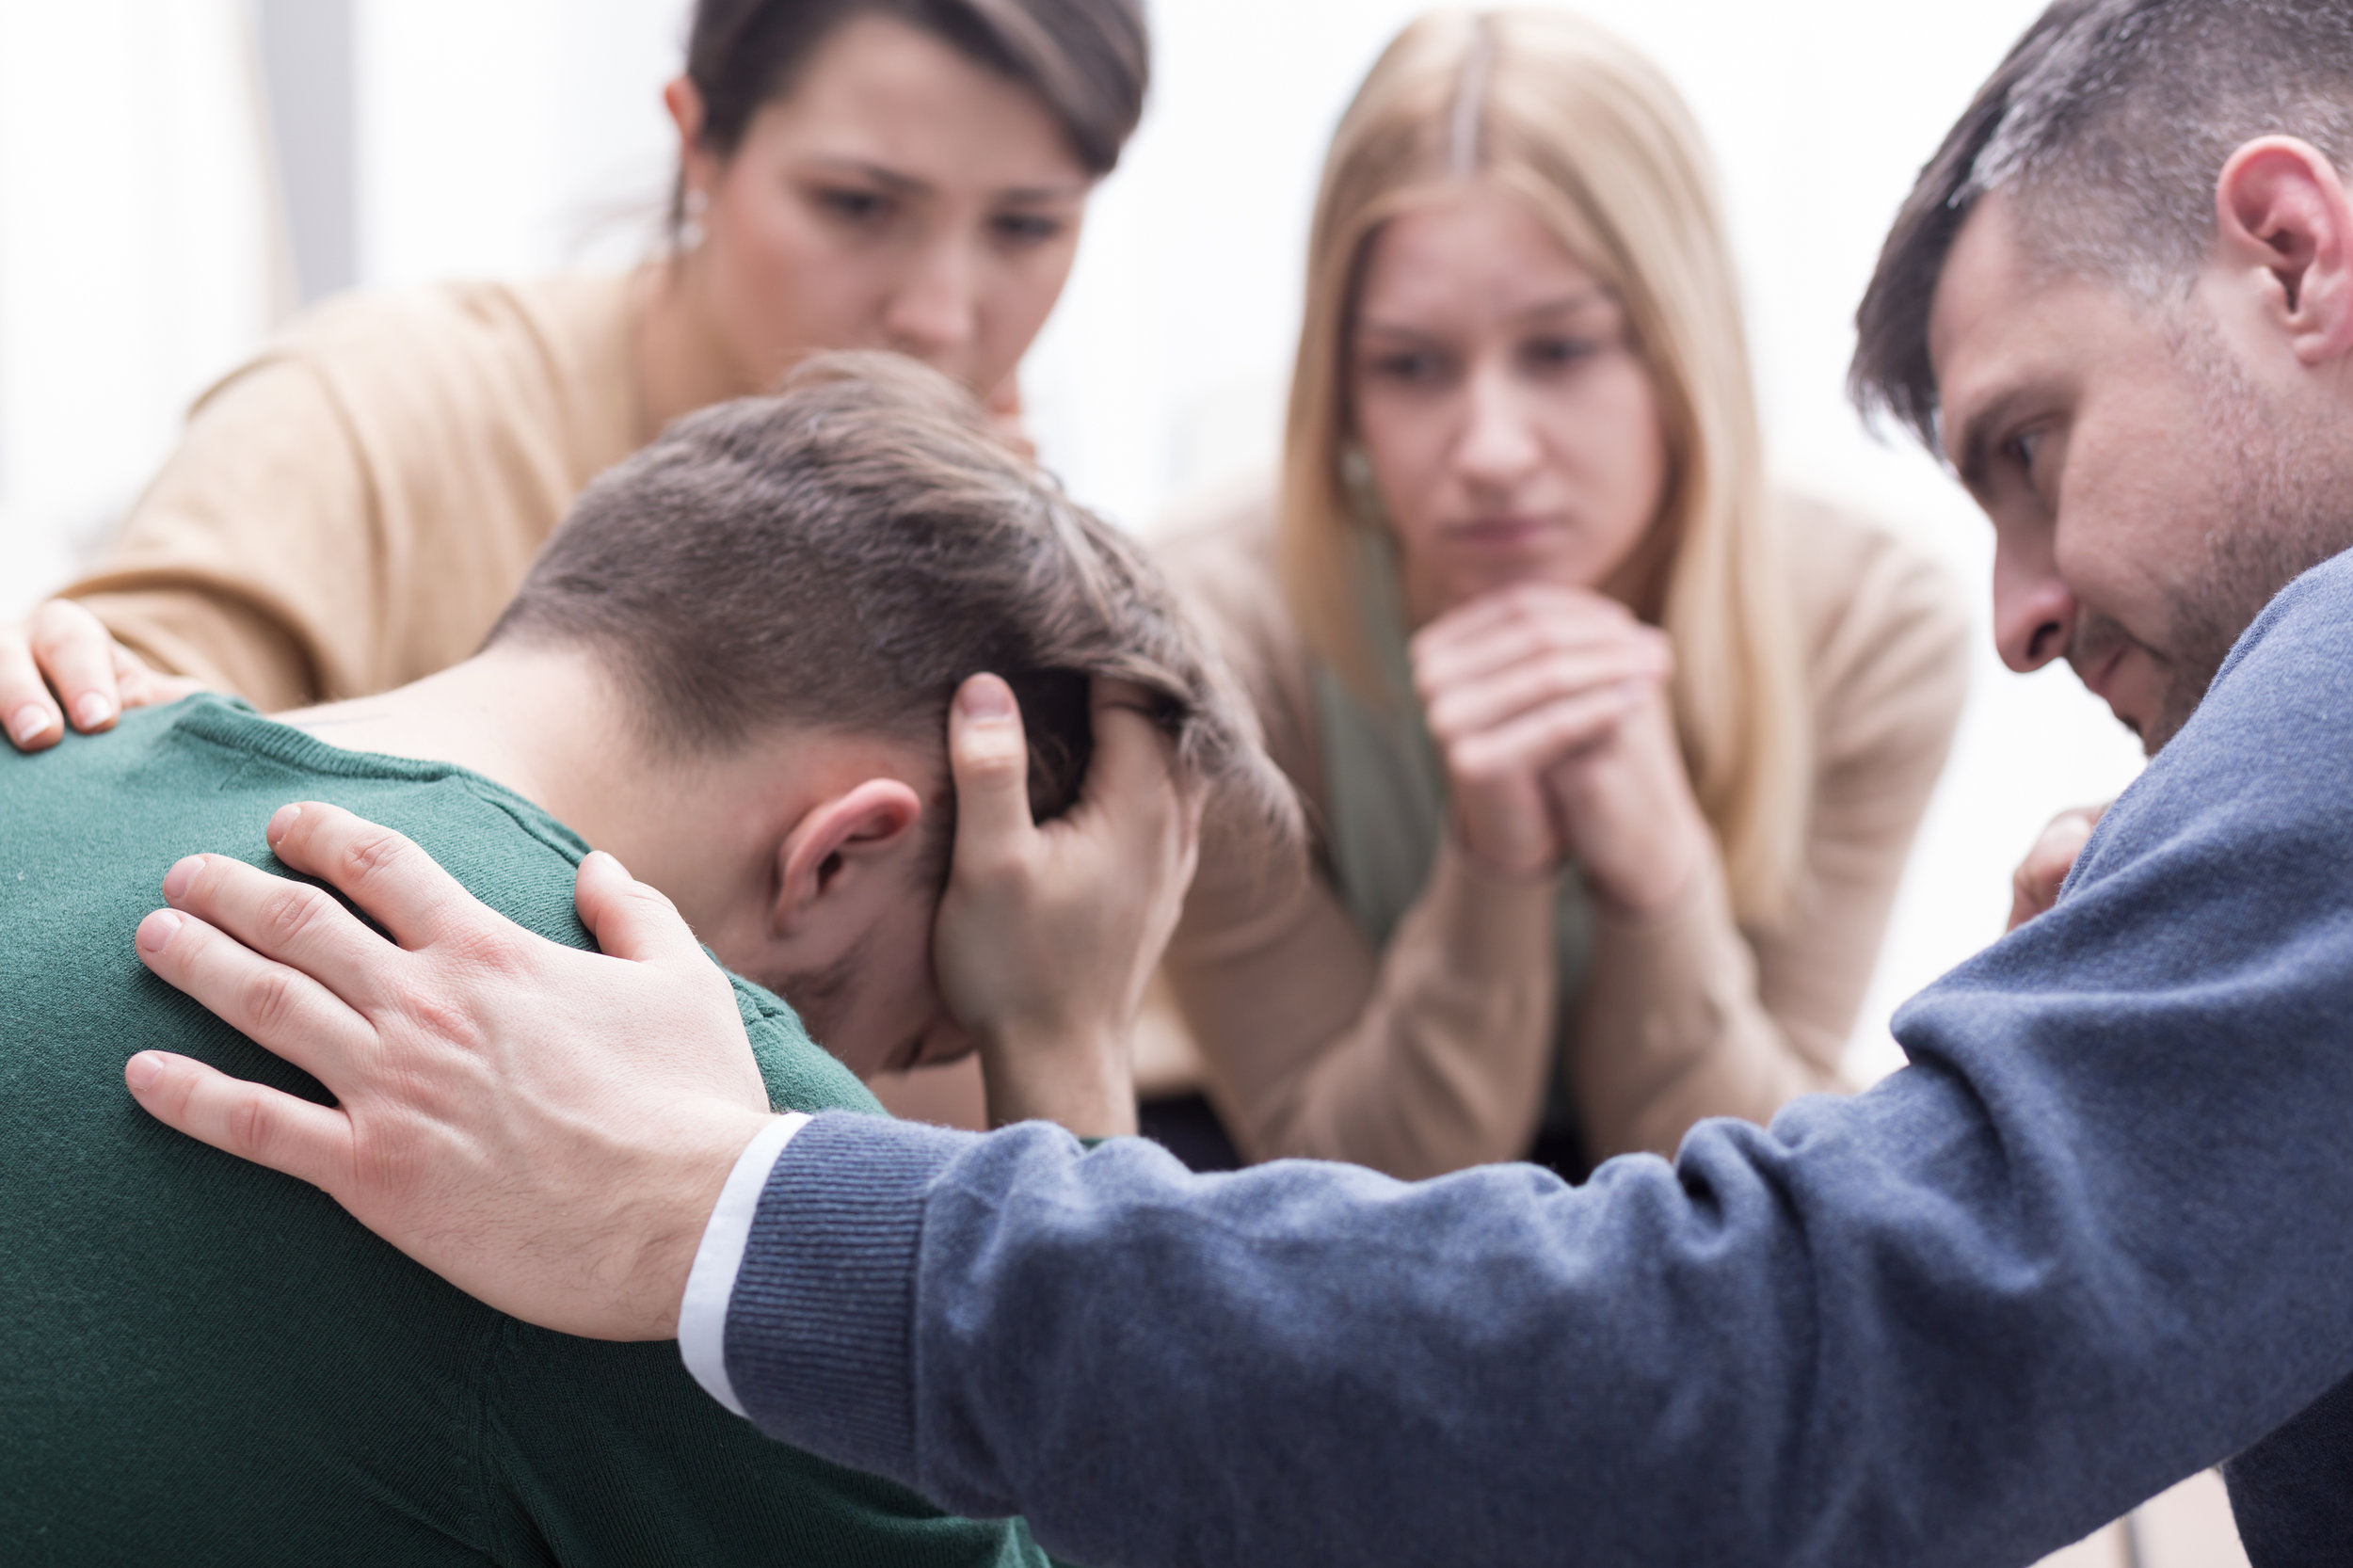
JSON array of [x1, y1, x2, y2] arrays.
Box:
[[1522, 336, 1601, 371], [1369, 350, 1449, 385], [992, 212, 1065, 246], [816, 187, 891, 224]]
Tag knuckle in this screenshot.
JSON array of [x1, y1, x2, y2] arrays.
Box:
[[241, 968, 300, 1035], [339, 825, 410, 887], [26, 599, 96, 659], [961, 744, 1026, 784], [437, 922, 531, 986], [625, 880, 681, 917], [24, 600, 68, 642], [957, 840, 1033, 888], [405, 992, 476, 1048], [1451, 749, 1505, 788], [348, 1128, 418, 1196], [228, 1091, 276, 1160], [259, 882, 333, 946]]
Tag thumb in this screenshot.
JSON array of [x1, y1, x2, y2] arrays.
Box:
[[949, 674, 1036, 855], [576, 851, 707, 968]]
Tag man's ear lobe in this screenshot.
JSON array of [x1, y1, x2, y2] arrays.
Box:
[[774, 779, 926, 936], [2217, 136, 2353, 362]]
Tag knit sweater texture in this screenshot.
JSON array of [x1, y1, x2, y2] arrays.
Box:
[[0, 696, 1046, 1568]]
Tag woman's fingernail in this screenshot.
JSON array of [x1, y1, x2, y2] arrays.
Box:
[[266, 804, 303, 845], [136, 910, 185, 954], [959, 677, 1016, 720], [126, 1052, 165, 1093], [161, 856, 203, 901], [9, 704, 55, 744], [73, 693, 114, 730]]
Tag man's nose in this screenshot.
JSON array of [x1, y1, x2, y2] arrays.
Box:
[[883, 239, 980, 365], [1992, 537, 2078, 673], [1453, 364, 1545, 489]]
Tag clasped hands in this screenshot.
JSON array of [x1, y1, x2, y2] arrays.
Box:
[[119, 672, 1199, 1341], [1412, 582, 1704, 915]]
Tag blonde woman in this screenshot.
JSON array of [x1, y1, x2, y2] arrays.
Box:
[[1153, 8, 1969, 1180]]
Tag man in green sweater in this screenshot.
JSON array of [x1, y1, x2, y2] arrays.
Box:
[[0, 356, 1268, 1565]]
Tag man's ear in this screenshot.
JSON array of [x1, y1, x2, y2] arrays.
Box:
[[2216, 136, 2353, 364], [773, 779, 927, 939]]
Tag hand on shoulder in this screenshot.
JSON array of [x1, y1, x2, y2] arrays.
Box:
[[3, 599, 202, 751]]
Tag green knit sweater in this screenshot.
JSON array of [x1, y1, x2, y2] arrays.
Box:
[[0, 697, 1044, 1567]]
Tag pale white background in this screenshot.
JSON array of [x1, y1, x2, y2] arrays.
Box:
[[0, 0, 2148, 1076]]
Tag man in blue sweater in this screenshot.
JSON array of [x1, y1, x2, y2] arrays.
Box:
[[106, 0, 2353, 1563]]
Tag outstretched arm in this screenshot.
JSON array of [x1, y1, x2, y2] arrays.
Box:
[[724, 566, 2353, 1565], [125, 569, 2353, 1565]]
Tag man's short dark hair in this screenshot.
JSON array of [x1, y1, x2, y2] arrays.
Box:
[[1851, 0, 2353, 449], [489, 353, 1291, 846]]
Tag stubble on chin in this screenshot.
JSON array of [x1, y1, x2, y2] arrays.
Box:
[[2136, 316, 2353, 751]]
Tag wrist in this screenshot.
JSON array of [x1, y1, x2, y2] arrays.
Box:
[[975, 1021, 1140, 1139], [625, 1101, 778, 1340], [1448, 814, 1561, 883], [1592, 841, 1700, 917], [1585, 800, 1708, 917]]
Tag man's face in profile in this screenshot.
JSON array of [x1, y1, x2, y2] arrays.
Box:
[[670, 728, 973, 1084], [1928, 193, 2346, 753], [769, 861, 973, 1083]]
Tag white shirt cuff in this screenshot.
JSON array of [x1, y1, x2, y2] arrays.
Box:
[[679, 1112, 811, 1417]]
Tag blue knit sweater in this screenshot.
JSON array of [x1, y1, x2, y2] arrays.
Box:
[[725, 553, 2353, 1567]]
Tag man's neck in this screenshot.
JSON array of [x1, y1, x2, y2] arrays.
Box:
[[280, 648, 686, 873]]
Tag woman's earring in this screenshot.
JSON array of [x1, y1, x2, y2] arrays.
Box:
[[1340, 442, 1386, 529], [679, 187, 710, 251]]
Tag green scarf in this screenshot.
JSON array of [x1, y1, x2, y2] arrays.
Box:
[[1309, 535, 1594, 1141]]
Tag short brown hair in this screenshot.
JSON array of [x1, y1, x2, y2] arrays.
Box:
[[490, 353, 1290, 846], [671, 0, 1150, 237], [1852, 0, 2353, 449]]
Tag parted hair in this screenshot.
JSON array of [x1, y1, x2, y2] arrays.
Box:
[[1852, 0, 2353, 447], [1283, 8, 1809, 926], [490, 353, 1290, 840], [671, 0, 1150, 236]]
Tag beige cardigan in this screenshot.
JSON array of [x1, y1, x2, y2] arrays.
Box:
[[66, 273, 650, 710], [1155, 488, 1971, 1179]]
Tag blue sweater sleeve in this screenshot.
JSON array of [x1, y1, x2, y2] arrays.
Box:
[[727, 560, 2353, 1567]]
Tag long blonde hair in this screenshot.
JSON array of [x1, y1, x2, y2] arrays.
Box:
[[1280, 8, 1809, 926]]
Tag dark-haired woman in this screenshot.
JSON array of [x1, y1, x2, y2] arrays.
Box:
[[0, 0, 1145, 731]]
